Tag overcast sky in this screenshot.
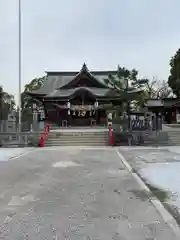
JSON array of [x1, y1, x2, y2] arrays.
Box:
[[0, 0, 180, 101]]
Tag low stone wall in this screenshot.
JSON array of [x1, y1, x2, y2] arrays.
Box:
[[112, 131, 169, 146], [0, 132, 42, 147]]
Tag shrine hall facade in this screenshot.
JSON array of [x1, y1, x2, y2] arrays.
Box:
[[27, 64, 121, 126]]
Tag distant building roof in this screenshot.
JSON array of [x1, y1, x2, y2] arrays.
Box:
[[145, 99, 164, 107], [145, 98, 179, 108]]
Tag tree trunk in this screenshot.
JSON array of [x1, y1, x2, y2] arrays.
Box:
[[127, 101, 131, 130]]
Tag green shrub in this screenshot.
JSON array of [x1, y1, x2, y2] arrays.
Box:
[[112, 116, 129, 131]]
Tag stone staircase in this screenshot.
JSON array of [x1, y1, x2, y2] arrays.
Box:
[[113, 131, 170, 146], [167, 130, 180, 145], [45, 130, 109, 146], [142, 131, 180, 146], [143, 131, 169, 146], [162, 124, 180, 145]]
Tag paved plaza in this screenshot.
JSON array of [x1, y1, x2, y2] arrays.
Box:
[[0, 147, 177, 239]]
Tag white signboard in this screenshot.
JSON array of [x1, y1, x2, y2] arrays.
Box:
[[108, 113, 112, 125], [176, 114, 180, 123], [39, 121, 45, 131]]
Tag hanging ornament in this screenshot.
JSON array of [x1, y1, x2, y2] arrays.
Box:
[[81, 111, 86, 117], [67, 101, 70, 109], [89, 111, 92, 116], [73, 111, 76, 116], [94, 101, 98, 109]]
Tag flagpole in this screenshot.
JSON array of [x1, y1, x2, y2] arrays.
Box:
[[18, 0, 22, 133]]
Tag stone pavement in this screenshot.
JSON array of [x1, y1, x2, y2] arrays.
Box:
[[118, 146, 180, 228], [0, 146, 177, 239], [0, 148, 33, 161]]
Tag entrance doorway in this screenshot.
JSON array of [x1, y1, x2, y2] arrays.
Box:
[[70, 110, 96, 126]]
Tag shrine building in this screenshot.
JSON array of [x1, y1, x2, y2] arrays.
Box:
[[27, 64, 121, 126]]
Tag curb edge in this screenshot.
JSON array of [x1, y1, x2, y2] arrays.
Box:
[[115, 148, 180, 238]]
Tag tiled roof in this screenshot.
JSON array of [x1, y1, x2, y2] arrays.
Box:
[[145, 100, 164, 107], [29, 64, 118, 97], [145, 99, 177, 107], [30, 75, 74, 95], [45, 87, 110, 98], [30, 73, 116, 96]]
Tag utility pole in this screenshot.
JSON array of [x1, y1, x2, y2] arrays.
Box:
[[18, 0, 22, 134]]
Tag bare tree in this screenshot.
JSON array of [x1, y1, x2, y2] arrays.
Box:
[[135, 78, 173, 110], [144, 77, 173, 99], [155, 79, 174, 99]]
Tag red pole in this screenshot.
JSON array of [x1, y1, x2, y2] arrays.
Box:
[[39, 136, 44, 147], [39, 124, 51, 147], [109, 125, 114, 146]]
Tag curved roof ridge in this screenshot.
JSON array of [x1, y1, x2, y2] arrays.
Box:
[[73, 86, 93, 92], [59, 63, 108, 89], [44, 86, 111, 98]]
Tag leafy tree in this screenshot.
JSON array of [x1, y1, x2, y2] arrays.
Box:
[[168, 48, 180, 97], [21, 76, 45, 122], [0, 86, 15, 120], [4, 93, 15, 110], [104, 66, 147, 115], [133, 78, 153, 110], [22, 76, 45, 109]]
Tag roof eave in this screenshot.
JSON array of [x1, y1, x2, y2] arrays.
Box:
[[25, 91, 46, 96]]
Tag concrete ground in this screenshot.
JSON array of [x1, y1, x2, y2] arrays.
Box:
[[118, 146, 180, 226], [0, 147, 177, 239]]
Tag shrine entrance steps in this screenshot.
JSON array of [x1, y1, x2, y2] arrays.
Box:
[[45, 128, 109, 147]]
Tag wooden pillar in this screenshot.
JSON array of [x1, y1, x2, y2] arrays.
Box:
[[94, 100, 98, 125], [68, 109, 72, 126], [67, 101, 71, 126], [172, 107, 177, 122], [57, 108, 61, 126], [95, 110, 98, 125]]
